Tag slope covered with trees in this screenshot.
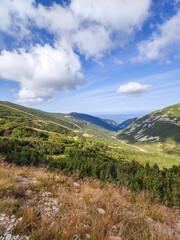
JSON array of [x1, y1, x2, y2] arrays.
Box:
[[0, 103, 179, 207]]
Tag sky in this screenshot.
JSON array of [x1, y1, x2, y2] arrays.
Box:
[[0, 0, 180, 114]]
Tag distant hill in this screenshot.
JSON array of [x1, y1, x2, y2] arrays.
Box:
[[118, 103, 180, 143], [96, 112, 147, 123], [117, 118, 138, 130], [67, 112, 137, 132]]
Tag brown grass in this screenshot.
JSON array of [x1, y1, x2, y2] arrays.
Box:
[[0, 158, 179, 240]]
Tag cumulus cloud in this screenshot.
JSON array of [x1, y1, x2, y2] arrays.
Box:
[[33, 0, 152, 59], [0, 0, 152, 58], [0, 43, 84, 105], [117, 82, 151, 97], [0, 0, 36, 36], [0, 0, 152, 104], [135, 9, 180, 62]]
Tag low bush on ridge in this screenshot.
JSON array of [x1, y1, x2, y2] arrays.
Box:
[[0, 137, 179, 207]]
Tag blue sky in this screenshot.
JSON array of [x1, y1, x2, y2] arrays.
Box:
[[0, 0, 179, 114]]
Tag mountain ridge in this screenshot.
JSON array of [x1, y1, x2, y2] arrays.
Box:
[[67, 112, 137, 132], [118, 103, 180, 144]]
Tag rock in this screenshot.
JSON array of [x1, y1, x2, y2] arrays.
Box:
[[126, 211, 138, 218], [73, 182, 80, 188], [0, 216, 5, 221], [18, 217, 22, 222], [109, 237, 122, 240], [50, 221, 58, 229], [85, 233, 91, 239], [55, 176, 60, 180], [25, 190, 32, 196], [53, 199, 58, 205], [5, 234, 12, 240], [11, 218, 16, 223], [42, 192, 51, 197], [97, 208, 106, 215]]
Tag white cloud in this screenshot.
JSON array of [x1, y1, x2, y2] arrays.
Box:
[[0, 43, 84, 105], [135, 9, 180, 62], [0, 0, 152, 58], [72, 25, 112, 59], [117, 82, 151, 97], [0, 0, 36, 36], [0, 0, 152, 104], [50, 0, 151, 58]]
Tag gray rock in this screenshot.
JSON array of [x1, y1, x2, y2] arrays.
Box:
[[85, 234, 91, 239], [97, 208, 106, 215], [25, 190, 32, 196]]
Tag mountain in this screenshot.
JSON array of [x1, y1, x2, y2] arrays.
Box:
[[117, 117, 138, 130], [96, 112, 147, 123], [67, 112, 137, 131], [0, 101, 115, 139], [118, 103, 180, 143]]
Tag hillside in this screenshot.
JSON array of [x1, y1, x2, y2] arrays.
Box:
[[0, 160, 180, 240], [67, 112, 137, 132], [0, 101, 179, 169], [118, 118, 138, 130], [0, 101, 180, 239], [0, 101, 115, 140], [118, 103, 180, 145]]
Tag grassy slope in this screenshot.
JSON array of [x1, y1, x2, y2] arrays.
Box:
[[0, 102, 179, 169], [117, 103, 180, 155], [0, 102, 180, 239], [0, 160, 179, 240], [0, 101, 114, 139]]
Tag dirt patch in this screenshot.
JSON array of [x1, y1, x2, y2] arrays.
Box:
[[83, 133, 93, 138]]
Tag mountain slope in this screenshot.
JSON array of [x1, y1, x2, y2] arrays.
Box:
[[118, 103, 180, 143], [0, 101, 115, 139], [118, 117, 138, 130], [67, 112, 137, 131], [0, 160, 179, 240], [67, 112, 118, 131], [0, 101, 180, 207]]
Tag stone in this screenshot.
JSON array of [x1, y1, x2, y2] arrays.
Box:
[[50, 221, 58, 229], [55, 176, 60, 180], [85, 234, 91, 239], [25, 190, 32, 196], [73, 182, 80, 188], [97, 208, 106, 215]]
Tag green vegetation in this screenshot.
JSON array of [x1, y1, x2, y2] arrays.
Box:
[[118, 103, 180, 142], [118, 103, 180, 157], [0, 103, 179, 207]]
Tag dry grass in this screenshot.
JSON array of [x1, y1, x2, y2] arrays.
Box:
[[0, 158, 179, 240]]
